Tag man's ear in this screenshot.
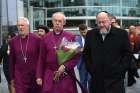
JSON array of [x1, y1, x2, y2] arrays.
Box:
[[63, 20, 66, 25]]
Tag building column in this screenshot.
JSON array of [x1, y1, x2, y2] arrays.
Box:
[[0, 0, 2, 45], [120, 0, 123, 27]]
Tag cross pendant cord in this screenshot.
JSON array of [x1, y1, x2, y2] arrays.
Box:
[[20, 35, 29, 63], [51, 32, 64, 50]]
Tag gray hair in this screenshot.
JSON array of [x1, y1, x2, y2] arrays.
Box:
[[17, 17, 29, 25], [52, 12, 66, 23]]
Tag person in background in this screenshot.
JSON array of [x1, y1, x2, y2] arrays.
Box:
[[127, 25, 139, 86], [0, 33, 16, 93], [36, 12, 80, 93], [36, 25, 49, 38], [135, 24, 140, 68], [0, 51, 1, 83], [83, 11, 132, 93], [128, 25, 138, 53], [76, 24, 90, 90], [0, 68, 1, 83], [9, 17, 41, 93], [110, 16, 120, 28]]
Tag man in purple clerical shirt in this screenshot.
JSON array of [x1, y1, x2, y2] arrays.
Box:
[[36, 12, 80, 93], [9, 17, 41, 93]]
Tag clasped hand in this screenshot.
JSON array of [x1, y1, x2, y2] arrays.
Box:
[[53, 65, 65, 81]]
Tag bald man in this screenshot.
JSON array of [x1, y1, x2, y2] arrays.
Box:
[[9, 17, 41, 93], [83, 11, 132, 93]]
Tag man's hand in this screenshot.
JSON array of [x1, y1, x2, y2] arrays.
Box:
[[10, 80, 16, 93], [53, 65, 65, 81], [36, 78, 42, 86], [58, 65, 65, 74], [10, 80, 14, 86]]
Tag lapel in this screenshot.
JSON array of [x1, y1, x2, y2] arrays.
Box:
[[76, 35, 83, 48]]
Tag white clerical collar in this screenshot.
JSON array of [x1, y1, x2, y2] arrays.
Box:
[[20, 34, 29, 39], [53, 30, 63, 35], [55, 32, 61, 35]]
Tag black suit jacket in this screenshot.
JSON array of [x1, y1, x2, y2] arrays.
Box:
[[83, 26, 132, 79]]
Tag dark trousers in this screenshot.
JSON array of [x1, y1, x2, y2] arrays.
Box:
[[89, 78, 125, 93], [3, 63, 10, 84]]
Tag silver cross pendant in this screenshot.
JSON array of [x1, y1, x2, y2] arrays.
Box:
[[24, 57, 27, 63], [54, 45, 58, 49]]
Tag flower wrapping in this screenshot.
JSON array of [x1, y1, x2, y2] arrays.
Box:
[[56, 37, 80, 65]]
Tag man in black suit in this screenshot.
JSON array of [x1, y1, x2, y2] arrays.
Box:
[[83, 11, 132, 93]]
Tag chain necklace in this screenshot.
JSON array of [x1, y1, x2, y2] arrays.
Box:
[[20, 35, 29, 63]]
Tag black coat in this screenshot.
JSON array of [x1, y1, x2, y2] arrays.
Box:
[[0, 43, 11, 83], [83, 26, 132, 93]]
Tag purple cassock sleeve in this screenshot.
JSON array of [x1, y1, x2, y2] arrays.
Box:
[[9, 40, 16, 80], [36, 40, 46, 79], [64, 53, 80, 70]]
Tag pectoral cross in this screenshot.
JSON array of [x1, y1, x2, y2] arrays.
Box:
[[24, 57, 27, 63], [54, 45, 58, 49]]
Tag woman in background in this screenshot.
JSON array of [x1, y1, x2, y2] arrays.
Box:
[[0, 33, 16, 93], [36, 25, 49, 38]]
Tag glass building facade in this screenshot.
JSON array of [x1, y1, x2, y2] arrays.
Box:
[[1, 0, 140, 40], [0, 0, 17, 45], [23, 0, 140, 30], [0, 0, 9, 45]]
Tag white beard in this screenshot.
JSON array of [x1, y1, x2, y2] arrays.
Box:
[[100, 27, 108, 34]]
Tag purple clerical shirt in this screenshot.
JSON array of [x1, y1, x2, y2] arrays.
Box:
[[36, 31, 80, 93], [9, 33, 41, 93]]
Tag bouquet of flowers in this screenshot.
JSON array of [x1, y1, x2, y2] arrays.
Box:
[[53, 37, 80, 82], [56, 37, 80, 65]]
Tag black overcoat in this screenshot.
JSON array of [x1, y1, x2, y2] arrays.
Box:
[[83, 26, 132, 93]]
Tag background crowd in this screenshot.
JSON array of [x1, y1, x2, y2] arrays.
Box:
[[0, 11, 140, 93]]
